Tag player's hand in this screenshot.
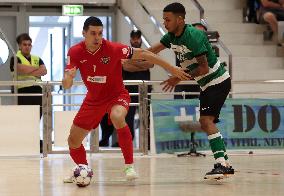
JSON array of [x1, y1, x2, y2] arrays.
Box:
[[169, 66, 191, 81], [121, 59, 127, 65], [160, 76, 181, 92], [65, 67, 76, 78]]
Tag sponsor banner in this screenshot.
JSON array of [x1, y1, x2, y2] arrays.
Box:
[[151, 99, 284, 154]]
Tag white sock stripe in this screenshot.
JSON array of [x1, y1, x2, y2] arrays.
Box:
[[208, 132, 222, 140], [213, 150, 225, 155], [216, 157, 226, 165]]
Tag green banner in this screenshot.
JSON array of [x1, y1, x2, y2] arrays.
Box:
[[151, 99, 284, 154]]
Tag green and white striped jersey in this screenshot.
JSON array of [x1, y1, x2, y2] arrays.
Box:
[[160, 24, 230, 91]]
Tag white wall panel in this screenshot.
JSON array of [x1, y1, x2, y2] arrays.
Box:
[[0, 105, 40, 156], [54, 111, 76, 147], [54, 111, 92, 148]]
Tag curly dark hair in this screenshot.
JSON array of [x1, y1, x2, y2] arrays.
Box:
[[163, 2, 186, 18], [16, 33, 32, 44]]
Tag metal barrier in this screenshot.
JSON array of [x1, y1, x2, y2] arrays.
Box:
[[0, 80, 151, 157], [1, 80, 284, 157]]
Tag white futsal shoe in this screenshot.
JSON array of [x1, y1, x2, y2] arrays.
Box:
[[63, 169, 75, 183], [124, 165, 138, 181]]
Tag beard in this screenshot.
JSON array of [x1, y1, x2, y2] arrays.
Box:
[[131, 42, 142, 48]]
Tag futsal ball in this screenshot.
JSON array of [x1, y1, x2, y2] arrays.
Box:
[[72, 164, 93, 187]]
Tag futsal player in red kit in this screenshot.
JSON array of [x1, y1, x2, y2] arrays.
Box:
[[62, 16, 190, 183]]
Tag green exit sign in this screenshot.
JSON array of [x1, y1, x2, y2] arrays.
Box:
[[62, 5, 84, 16]]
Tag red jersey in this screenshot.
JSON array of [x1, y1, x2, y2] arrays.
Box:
[[65, 39, 133, 103]]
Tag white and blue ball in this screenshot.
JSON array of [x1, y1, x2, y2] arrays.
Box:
[[72, 164, 93, 187]]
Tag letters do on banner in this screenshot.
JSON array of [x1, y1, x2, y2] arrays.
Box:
[[151, 99, 284, 154]]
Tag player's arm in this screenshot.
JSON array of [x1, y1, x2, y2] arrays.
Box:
[[131, 48, 190, 80], [62, 67, 76, 89], [123, 42, 165, 71], [122, 59, 154, 72], [147, 43, 166, 54], [188, 55, 209, 78], [63, 50, 78, 89], [160, 76, 181, 92], [188, 30, 210, 78]]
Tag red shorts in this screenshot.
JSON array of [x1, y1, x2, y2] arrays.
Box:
[[73, 91, 130, 131]]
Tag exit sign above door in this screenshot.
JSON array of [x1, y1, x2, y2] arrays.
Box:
[[62, 5, 84, 16]]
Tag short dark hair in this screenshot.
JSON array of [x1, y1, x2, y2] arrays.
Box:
[[16, 33, 32, 44], [163, 2, 186, 18], [130, 30, 142, 38], [83, 16, 103, 31]]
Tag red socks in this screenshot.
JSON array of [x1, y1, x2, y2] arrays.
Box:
[[117, 125, 134, 164], [69, 126, 133, 165], [69, 144, 88, 165]]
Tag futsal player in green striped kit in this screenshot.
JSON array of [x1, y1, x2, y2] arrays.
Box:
[[149, 2, 234, 180]]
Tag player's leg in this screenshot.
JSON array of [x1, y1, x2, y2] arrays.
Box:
[[64, 96, 105, 183], [108, 93, 138, 180], [68, 97, 98, 166], [199, 79, 234, 179], [68, 124, 89, 165], [199, 116, 230, 179], [110, 104, 132, 161], [110, 105, 138, 180], [63, 124, 90, 183]]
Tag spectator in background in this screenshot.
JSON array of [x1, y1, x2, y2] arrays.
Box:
[[10, 33, 47, 117], [10, 33, 47, 153], [99, 30, 153, 147], [246, 0, 261, 23], [260, 0, 284, 43], [122, 30, 154, 149]]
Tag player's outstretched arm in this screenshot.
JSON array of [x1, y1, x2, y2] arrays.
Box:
[[122, 59, 154, 72], [160, 76, 181, 92], [147, 43, 166, 54], [131, 48, 190, 81], [62, 67, 76, 89]]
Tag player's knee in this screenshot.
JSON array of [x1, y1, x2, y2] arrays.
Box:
[[110, 111, 125, 126], [199, 118, 212, 131], [68, 135, 80, 149]]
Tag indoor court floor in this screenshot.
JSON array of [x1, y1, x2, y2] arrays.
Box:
[[0, 152, 284, 196]]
